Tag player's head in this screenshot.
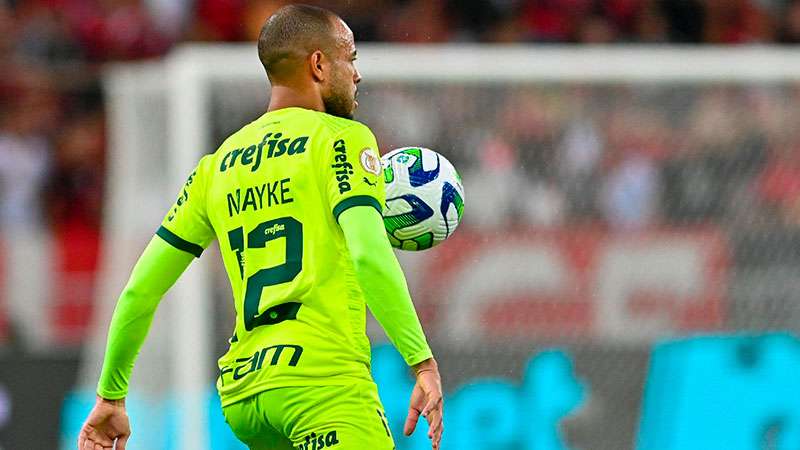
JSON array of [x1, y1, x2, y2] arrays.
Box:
[[258, 4, 361, 119]]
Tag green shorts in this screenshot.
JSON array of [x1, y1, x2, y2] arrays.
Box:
[[222, 382, 395, 450]]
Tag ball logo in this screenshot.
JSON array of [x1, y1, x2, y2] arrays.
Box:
[[360, 148, 381, 176]]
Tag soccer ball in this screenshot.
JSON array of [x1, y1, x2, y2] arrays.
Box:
[[381, 147, 465, 251]]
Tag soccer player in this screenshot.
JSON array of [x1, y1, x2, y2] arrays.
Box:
[[77, 4, 443, 450]]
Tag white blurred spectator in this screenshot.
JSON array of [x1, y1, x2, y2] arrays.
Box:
[[359, 89, 440, 150], [600, 152, 659, 231], [464, 133, 525, 229], [558, 117, 603, 219], [519, 179, 566, 227], [144, 0, 193, 39], [0, 134, 49, 229], [560, 118, 602, 179], [0, 70, 56, 351]]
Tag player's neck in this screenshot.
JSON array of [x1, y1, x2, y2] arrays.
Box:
[[267, 85, 325, 115]]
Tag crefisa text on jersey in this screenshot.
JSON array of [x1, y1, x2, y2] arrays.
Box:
[[219, 132, 308, 173]]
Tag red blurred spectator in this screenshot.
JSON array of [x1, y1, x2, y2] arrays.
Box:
[[376, 0, 453, 43], [45, 112, 106, 343], [758, 140, 800, 223], [779, 0, 800, 43], [520, 0, 586, 42], [242, 0, 291, 42], [46, 112, 105, 231], [189, 0, 247, 41], [702, 0, 776, 43], [633, 1, 668, 42], [575, 14, 618, 43], [43, 0, 171, 61], [603, 0, 642, 35]]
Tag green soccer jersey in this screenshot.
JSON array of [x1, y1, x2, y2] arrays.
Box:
[[157, 107, 388, 407]]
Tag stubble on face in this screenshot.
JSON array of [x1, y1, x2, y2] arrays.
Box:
[[322, 19, 358, 119]]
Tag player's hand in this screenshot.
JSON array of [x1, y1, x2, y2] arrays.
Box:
[[404, 358, 443, 449], [78, 396, 131, 450]]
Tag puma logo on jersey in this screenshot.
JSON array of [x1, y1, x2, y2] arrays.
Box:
[[220, 132, 308, 172], [295, 430, 340, 450], [332, 139, 353, 194]]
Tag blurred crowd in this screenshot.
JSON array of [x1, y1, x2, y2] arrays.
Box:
[[4, 0, 800, 245], [2, 0, 800, 348], [363, 84, 800, 232], [2, 0, 800, 244]]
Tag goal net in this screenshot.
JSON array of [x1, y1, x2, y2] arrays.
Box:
[[64, 45, 800, 450]]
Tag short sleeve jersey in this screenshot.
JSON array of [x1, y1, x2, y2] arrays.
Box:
[[157, 107, 386, 407]]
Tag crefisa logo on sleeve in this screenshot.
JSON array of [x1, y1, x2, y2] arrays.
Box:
[[359, 148, 381, 176], [332, 139, 354, 194]]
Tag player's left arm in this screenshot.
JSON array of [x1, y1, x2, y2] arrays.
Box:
[[80, 156, 216, 450], [339, 206, 443, 449], [324, 123, 442, 448], [324, 122, 434, 365], [339, 206, 434, 364]]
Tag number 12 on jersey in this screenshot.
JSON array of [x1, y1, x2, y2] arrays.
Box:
[[227, 217, 303, 331]]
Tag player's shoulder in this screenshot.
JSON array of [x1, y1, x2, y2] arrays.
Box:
[[216, 118, 262, 152], [200, 119, 260, 167], [203, 109, 374, 165], [312, 111, 375, 139]]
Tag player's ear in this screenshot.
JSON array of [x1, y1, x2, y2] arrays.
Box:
[[310, 50, 326, 83]]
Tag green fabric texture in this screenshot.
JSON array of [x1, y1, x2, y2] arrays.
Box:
[[222, 382, 394, 449], [338, 205, 433, 367], [97, 205, 431, 400], [96, 236, 194, 399]]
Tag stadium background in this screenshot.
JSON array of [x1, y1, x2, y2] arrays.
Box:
[[3, 0, 800, 449]]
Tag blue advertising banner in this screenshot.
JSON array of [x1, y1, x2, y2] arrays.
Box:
[[60, 333, 800, 450]]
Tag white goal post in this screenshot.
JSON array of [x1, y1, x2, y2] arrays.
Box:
[[93, 45, 800, 450]]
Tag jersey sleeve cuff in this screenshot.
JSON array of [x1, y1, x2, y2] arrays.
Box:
[[332, 195, 382, 223], [96, 386, 127, 400], [156, 225, 204, 258], [404, 348, 434, 367]]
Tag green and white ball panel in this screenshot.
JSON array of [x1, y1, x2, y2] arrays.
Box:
[[381, 147, 465, 251]]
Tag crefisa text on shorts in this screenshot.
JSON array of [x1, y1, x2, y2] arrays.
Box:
[[295, 430, 340, 450]]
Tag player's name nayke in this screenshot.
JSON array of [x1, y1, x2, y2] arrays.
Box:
[[226, 177, 293, 218]]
